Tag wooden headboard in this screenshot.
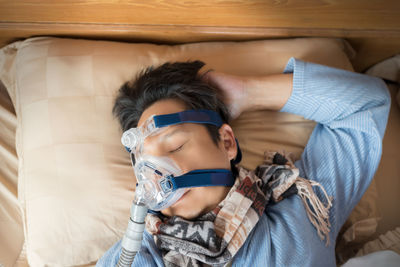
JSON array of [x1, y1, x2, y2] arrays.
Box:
[[1, 0, 399, 72]]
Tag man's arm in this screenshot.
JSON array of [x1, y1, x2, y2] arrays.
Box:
[[205, 57, 391, 239], [243, 72, 293, 111], [278, 58, 390, 235], [201, 70, 293, 118]]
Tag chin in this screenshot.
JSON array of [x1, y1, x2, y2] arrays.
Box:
[[162, 203, 203, 220], [161, 190, 212, 219], [178, 209, 202, 220]]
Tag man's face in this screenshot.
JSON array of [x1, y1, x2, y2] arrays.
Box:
[[137, 98, 237, 219]]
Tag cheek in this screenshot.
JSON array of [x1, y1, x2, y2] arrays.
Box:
[[172, 141, 229, 173], [161, 186, 230, 219]]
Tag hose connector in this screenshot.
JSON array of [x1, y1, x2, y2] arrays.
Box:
[[116, 199, 148, 267]]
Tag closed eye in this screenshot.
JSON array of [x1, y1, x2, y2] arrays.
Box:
[[169, 143, 185, 153]]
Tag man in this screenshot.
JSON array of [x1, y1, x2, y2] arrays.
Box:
[[97, 58, 390, 266]]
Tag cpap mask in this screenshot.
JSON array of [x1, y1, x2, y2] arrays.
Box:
[[121, 109, 240, 211], [117, 109, 242, 266]]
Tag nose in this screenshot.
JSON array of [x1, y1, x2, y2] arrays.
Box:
[[142, 135, 163, 157]]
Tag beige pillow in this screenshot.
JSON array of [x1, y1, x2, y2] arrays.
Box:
[[0, 37, 356, 266]]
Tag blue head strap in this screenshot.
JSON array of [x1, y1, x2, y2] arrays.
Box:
[[128, 109, 242, 196], [159, 169, 235, 193], [153, 109, 242, 165], [153, 109, 224, 128]]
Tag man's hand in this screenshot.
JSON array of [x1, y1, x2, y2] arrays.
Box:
[[201, 70, 293, 120], [201, 71, 248, 119]]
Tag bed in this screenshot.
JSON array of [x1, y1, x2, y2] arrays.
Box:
[[0, 1, 399, 266]]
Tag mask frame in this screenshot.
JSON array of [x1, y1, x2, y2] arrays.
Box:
[[121, 109, 241, 211]]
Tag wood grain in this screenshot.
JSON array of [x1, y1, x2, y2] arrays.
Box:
[[1, 0, 399, 29], [0, 0, 399, 71]]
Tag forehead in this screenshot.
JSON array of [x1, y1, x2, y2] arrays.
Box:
[[138, 98, 188, 127]]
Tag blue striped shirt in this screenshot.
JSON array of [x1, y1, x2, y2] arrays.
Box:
[[97, 58, 391, 267]]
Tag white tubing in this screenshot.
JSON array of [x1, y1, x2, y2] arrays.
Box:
[[116, 202, 148, 267]]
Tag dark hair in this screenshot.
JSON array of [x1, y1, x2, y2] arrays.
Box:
[[112, 60, 230, 145]]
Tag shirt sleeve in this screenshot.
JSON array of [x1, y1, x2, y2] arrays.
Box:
[[96, 231, 164, 267], [280, 58, 391, 237]]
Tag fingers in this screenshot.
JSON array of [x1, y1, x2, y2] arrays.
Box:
[[197, 67, 248, 119], [198, 68, 215, 83]]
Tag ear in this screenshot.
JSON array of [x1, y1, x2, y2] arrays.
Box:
[[218, 124, 237, 161]]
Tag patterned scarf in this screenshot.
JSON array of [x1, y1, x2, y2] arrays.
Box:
[[145, 151, 333, 267]]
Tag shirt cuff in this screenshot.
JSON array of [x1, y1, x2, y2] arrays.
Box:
[[280, 57, 307, 116]]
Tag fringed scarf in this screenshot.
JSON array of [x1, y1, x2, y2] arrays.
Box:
[[145, 151, 333, 267]]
